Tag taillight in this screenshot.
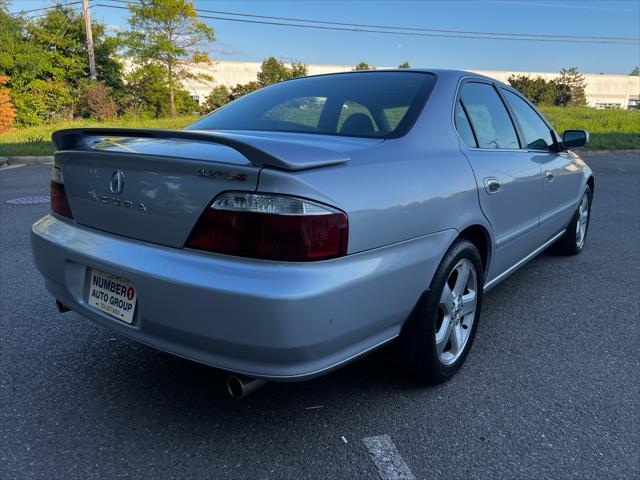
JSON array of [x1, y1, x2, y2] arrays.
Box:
[[185, 192, 348, 261], [50, 166, 73, 219]]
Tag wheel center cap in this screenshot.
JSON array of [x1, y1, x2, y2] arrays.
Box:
[[451, 297, 463, 323]]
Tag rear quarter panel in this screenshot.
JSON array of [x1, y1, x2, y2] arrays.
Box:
[[257, 71, 489, 255]]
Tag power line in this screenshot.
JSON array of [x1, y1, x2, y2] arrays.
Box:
[[95, 3, 639, 45], [193, 6, 640, 42], [102, 0, 639, 43], [11, 1, 83, 16], [45, 10, 75, 50]]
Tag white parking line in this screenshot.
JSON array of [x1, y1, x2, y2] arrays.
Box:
[[0, 164, 26, 171], [362, 434, 416, 480]]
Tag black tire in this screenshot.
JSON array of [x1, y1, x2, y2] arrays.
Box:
[[553, 185, 592, 256], [400, 238, 484, 384]]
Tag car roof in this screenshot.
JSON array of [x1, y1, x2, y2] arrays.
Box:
[[295, 68, 507, 87]]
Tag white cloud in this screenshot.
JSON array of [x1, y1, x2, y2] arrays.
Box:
[[210, 44, 244, 57], [105, 24, 122, 34]]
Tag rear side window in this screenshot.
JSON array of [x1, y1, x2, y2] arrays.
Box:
[[501, 90, 555, 151], [384, 106, 409, 130], [460, 82, 519, 149], [454, 100, 477, 147]]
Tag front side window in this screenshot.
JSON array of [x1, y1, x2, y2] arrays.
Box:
[[188, 72, 436, 139], [460, 82, 520, 149], [501, 89, 555, 151]]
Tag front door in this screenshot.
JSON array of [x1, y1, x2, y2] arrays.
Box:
[[499, 88, 582, 245], [455, 81, 543, 281]]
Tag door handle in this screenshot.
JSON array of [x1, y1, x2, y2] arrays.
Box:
[[484, 177, 502, 195], [545, 171, 554, 182]]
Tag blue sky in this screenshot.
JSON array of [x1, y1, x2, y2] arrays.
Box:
[[11, 0, 640, 74]]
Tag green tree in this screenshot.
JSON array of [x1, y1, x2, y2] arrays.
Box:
[[121, 0, 214, 117], [353, 61, 374, 71], [508, 75, 558, 105], [27, 6, 123, 90], [558, 67, 587, 106], [122, 63, 197, 118], [630, 66, 640, 76], [257, 57, 291, 87], [551, 81, 572, 107], [290, 61, 308, 79], [256, 57, 308, 87], [0, 5, 122, 125], [200, 84, 230, 114], [398, 61, 411, 68], [229, 81, 260, 101]]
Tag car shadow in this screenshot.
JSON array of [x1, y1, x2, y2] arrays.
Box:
[[58, 324, 424, 421]]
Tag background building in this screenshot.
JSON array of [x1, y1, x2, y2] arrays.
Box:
[[181, 60, 640, 109]]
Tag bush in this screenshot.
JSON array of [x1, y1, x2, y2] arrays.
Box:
[[0, 75, 16, 131], [10, 78, 75, 126], [229, 81, 261, 101], [200, 85, 230, 114], [79, 83, 117, 120], [508, 68, 588, 107], [353, 62, 374, 71]]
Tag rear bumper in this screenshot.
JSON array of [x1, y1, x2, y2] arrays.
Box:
[[31, 215, 455, 381]]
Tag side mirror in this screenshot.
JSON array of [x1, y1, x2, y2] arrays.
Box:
[[562, 129, 589, 149]]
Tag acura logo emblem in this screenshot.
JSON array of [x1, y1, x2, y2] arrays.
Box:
[[109, 170, 124, 194]]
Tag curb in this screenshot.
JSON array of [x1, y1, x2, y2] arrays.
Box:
[[581, 149, 639, 156], [5, 156, 55, 165]]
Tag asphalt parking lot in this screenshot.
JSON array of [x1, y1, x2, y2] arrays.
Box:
[[1, 153, 638, 479]]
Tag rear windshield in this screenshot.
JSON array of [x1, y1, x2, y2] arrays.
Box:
[[187, 72, 436, 139]]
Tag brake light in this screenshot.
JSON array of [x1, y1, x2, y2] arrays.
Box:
[[50, 166, 73, 219], [185, 192, 348, 261]]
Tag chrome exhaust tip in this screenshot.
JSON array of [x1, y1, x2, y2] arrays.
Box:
[[226, 375, 266, 399]]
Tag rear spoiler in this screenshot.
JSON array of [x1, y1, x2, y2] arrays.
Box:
[[51, 128, 350, 171]]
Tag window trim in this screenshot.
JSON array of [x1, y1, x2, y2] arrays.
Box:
[[453, 78, 524, 152], [455, 99, 478, 148]]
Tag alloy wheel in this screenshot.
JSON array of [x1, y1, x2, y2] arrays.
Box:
[[435, 258, 478, 366], [576, 193, 590, 249]]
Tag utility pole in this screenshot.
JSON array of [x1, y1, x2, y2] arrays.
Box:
[[82, 0, 97, 81]]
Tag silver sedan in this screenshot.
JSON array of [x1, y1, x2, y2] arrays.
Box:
[[31, 69, 593, 397]]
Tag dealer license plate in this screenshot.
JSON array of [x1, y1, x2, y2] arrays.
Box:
[[87, 269, 137, 324]]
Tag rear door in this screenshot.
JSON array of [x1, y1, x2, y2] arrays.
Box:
[[456, 80, 543, 281], [500, 88, 582, 245]]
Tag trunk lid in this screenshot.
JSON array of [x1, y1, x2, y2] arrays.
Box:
[[53, 129, 379, 248], [57, 139, 260, 248]]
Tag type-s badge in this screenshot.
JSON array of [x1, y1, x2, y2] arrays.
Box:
[[196, 168, 248, 182]]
